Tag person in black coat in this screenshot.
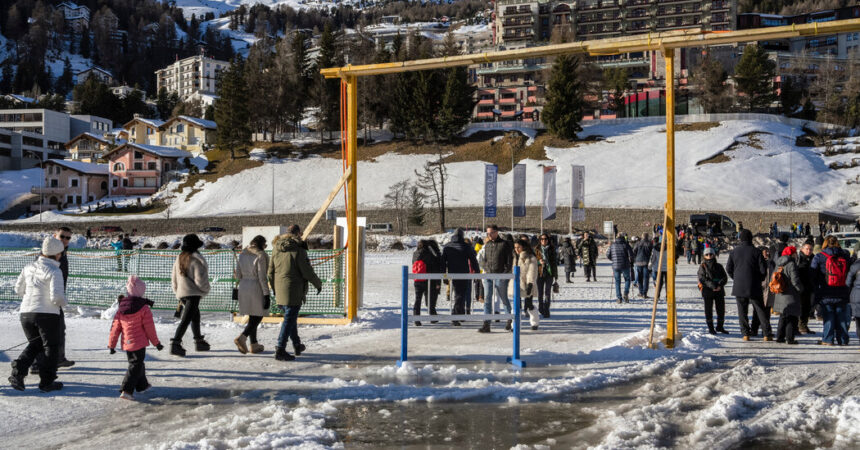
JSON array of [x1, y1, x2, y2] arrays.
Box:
[[412, 240, 443, 324], [698, 247, 728, 334], [796, 241, 816, 334], [726, 229, 771, 340], [443, 229, 479, 324]]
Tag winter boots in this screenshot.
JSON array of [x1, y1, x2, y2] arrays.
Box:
[[250, 343, 265, 354], [194, 336, 211, 351], [170, 339, 186, 357], [624, 294, 629, 303], [478, 321, 491, 333], [505, 319, 512, 331], [119, 392, 135, 401], [234, 335, 248, 354], [565, 273, 572, 284], [274, 347, 295, 361], [293, 343, 306, 356], [8, 375, 24, 391], [39, 382, 63, 393]]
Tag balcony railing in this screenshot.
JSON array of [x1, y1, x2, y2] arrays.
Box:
[[577, 1, 619, 11], [503, 7, 532, 16], [499, 97, 518, 104], [503, 18, 534, 26], [31, 186, 68, 195]]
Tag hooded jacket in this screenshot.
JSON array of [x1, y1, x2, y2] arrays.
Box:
[[726, 230, 767, 299], [15, 256, 68, 314], [810, 246, 852, 303], [846, 260, 860, 312], [442, 230, 479, 274], [108, 296, 160, 352], [268, 234, 322, 307], [577, 237, 598, 265], [772, 255, 804, 316], [558, 241, 577, 267]]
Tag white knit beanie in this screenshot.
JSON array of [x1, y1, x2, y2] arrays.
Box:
[[42, 236, 65, 256]]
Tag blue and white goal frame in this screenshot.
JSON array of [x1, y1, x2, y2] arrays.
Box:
[[398, 266, 525, 368]]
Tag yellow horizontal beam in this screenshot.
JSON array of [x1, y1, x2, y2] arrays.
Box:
[[322, 18, 860, 78]]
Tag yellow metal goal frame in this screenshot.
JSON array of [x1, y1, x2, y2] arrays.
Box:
[[322, 19, 860, 347]]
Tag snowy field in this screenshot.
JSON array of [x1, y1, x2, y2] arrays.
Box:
[[1, 251, 858, 449]]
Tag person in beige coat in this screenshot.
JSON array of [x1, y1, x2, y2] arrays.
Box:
[[234, 235, 270, 354], [510, 240, 540, 331], [170, 234, 211, 357]]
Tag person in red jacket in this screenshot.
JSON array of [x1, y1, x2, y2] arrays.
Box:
[[108, 276, 163, 400]]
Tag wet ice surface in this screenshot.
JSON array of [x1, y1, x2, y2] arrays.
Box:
[[1, 251, 859, 449]]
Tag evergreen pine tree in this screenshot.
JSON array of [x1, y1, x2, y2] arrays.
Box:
[[215, 56, 251, 159], [314, 22, 342, 142], [407, 185, 425, 227], [80, 27, 91, 59], [602, 67, 628, 117], [734, 44, 777, 112], [156, 87, 179, 119], [436, 67, 474, 140], [0, 63, 13, 93], [55, 57, 74, 96], [542, 55, 585, 140], [288, 31, 311, 135]]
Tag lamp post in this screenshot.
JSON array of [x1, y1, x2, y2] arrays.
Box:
[[629, 79, 638, 118]]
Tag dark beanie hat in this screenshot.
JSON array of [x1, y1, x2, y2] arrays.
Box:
[[739, 229, 753, 243], [181, 234, 204, 252], [779, 233, 789, 243]]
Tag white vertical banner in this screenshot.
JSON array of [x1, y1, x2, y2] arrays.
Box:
[[484, 164, 498, 218], [570, 165, 585, 222], [512, 164, 527, 217], [542, 165, 557, 220]]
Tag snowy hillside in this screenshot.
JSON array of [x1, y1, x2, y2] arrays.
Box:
[[176, 0, 365, 19]]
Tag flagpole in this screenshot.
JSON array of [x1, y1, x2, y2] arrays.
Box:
[[569, 166, 573, 237], [539, 164, 544, 235]]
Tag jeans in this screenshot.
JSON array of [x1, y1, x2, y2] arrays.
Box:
[[12, 313, 62, 387], [613, 269, 631, 300], [736, 297, 771, 337], [173, 296, 202, 341], [121, 348, 149, 394], [635, 266, 649, 296], [483, 279, 511, 315], [277, 305, 301, 349], [820, 302, 850, 344], [537, 276, 553, 315], [242, 315, 263, 343]]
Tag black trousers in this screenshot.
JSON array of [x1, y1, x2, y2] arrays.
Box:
[[121, 348, 149, 394], [414, 281, 439, 316], [855, 317, 860, 340], [584, 264, 596, 280], [777, 315, 798, 342], [174, 296, 202, 341], [736, 297, 772, 337], [751, 302, 773, 336], [242, 315, 263, 343], [702, 291, 725, 330], [451, 280, 470, 315], [34, 309, 66, 370], [537, 276, 553, 316], [12, 313, 62, 387], [799, 292, 814, 329]]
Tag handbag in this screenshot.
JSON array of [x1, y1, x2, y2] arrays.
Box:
[[552, 282, 559, 294], [173, 300, 184, 319]]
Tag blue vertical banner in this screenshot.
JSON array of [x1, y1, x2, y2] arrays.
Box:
[[513, 164, 526, 217], [484, 164, 498, 218]]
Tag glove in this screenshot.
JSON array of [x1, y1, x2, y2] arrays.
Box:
[[156, 343, 164, 351], [109, 347, 116, 354], [263, 295, 271, 310], [526, 283, 534, 295]]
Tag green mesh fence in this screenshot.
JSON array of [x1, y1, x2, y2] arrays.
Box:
[[0, 248, 346, 316]]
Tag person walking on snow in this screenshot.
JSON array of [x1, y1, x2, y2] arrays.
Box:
[[170, 234, 211, 356], [412, 239, 443, 325], [31, 227, 76, 376], [477, 225, 513, 333], [269, 225, 322, 361], [108, 276, 163, 400], [727, 229, 771, 341], [846, 255, 860, 342], [578, 232, 598, 282], [442, 228, 479, 326], [511, 240, 540, 330], [234, 235, 270, 354], [8, 237, 67, 392], [633, 233, 652, 299], [811, 236, 852, 345], [607, 232, 634, 303], [558, 237, 577, 284], [697, 247, 728, 334], [536, 233, 558, 318], [796, 241, 817, 334], [772, 246, 804, 344]]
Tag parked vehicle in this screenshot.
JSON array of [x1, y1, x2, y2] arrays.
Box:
[[367, 223, 393, 232], [200, 227, 226, 233], [689, 214, 736, 236]]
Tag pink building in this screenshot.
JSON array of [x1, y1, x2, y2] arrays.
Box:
[[103, 142, 191, 196], [31, 159, 109, 211]]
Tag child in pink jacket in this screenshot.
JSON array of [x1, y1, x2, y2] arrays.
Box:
[[109, 276, 163, 400]]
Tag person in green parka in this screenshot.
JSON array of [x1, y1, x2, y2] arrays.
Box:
[[268, 225, 322, 362]]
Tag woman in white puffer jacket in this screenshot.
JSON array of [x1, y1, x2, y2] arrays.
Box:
[[510, 239, 540, 330], [8, 236, 68, 393]]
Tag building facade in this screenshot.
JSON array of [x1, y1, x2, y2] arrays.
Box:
[[66, 132, 111, 162], [0, 109, 113, 169], [155, 55, 230, 100], [104, 143, 191, 196], [30, 159, 109, 211], [159, 116, 217, 154], [121, 116, 165, 146], [56, 2, 90, 34], [75, 66, 115, 86]]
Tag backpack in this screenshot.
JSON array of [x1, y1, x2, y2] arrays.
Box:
[[412, 259, 427, 282], [768, 266, 787, 294], [822, 252, 848, 287]]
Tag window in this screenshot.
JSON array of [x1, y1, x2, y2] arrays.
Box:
[[50, 179, 58, 187], [113, 162, 125, 172], [100, 181, 107, 191], [145, 178, 157, 187], [75, 196, 82, 204], [148, 162, 157, 170], [134, 162, 143, 170], [134, 151, 143, 159], [112, 179, 118, 187], [70, 179, 78, 187], [66, 195, 73, 204], [176, 124, 184, 133], [134, 178, 145, 187]]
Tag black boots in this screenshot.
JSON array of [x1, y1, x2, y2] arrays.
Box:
[[194, 336, 211, 352], [294, 343, 306, 356], [478, 321, 491, 333], [39, 382, 63, 393], [8, 375, 24, 391], [274, 347, 295, 361], [170, 339, 186, 357]]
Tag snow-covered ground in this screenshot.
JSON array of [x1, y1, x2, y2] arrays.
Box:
[[1, 252, 857, 448], [0, 168, 40, 213]]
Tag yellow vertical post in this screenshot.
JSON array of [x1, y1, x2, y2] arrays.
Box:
[[664, 49, 677, 349], [346, 75, 359, 322]]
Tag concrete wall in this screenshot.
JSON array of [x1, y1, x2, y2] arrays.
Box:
[[1, 207, 853, 238]]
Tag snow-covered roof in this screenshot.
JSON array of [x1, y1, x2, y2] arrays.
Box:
[[75, 66, 114, 78], [105, 142, 192, 160], [122, 117, 165, 129], [164, 116, 217, 130], [67, 132, 109, 146], [47, 159, 109, 176]]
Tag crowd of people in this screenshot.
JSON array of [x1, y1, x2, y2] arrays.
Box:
[[7, 221, 860, 398], [8, 224, 321, 399]]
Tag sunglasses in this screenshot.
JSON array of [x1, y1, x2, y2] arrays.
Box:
[[60, 235, 71, 240]]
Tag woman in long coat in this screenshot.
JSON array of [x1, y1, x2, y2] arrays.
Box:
[[234, 235, 270, 354]]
